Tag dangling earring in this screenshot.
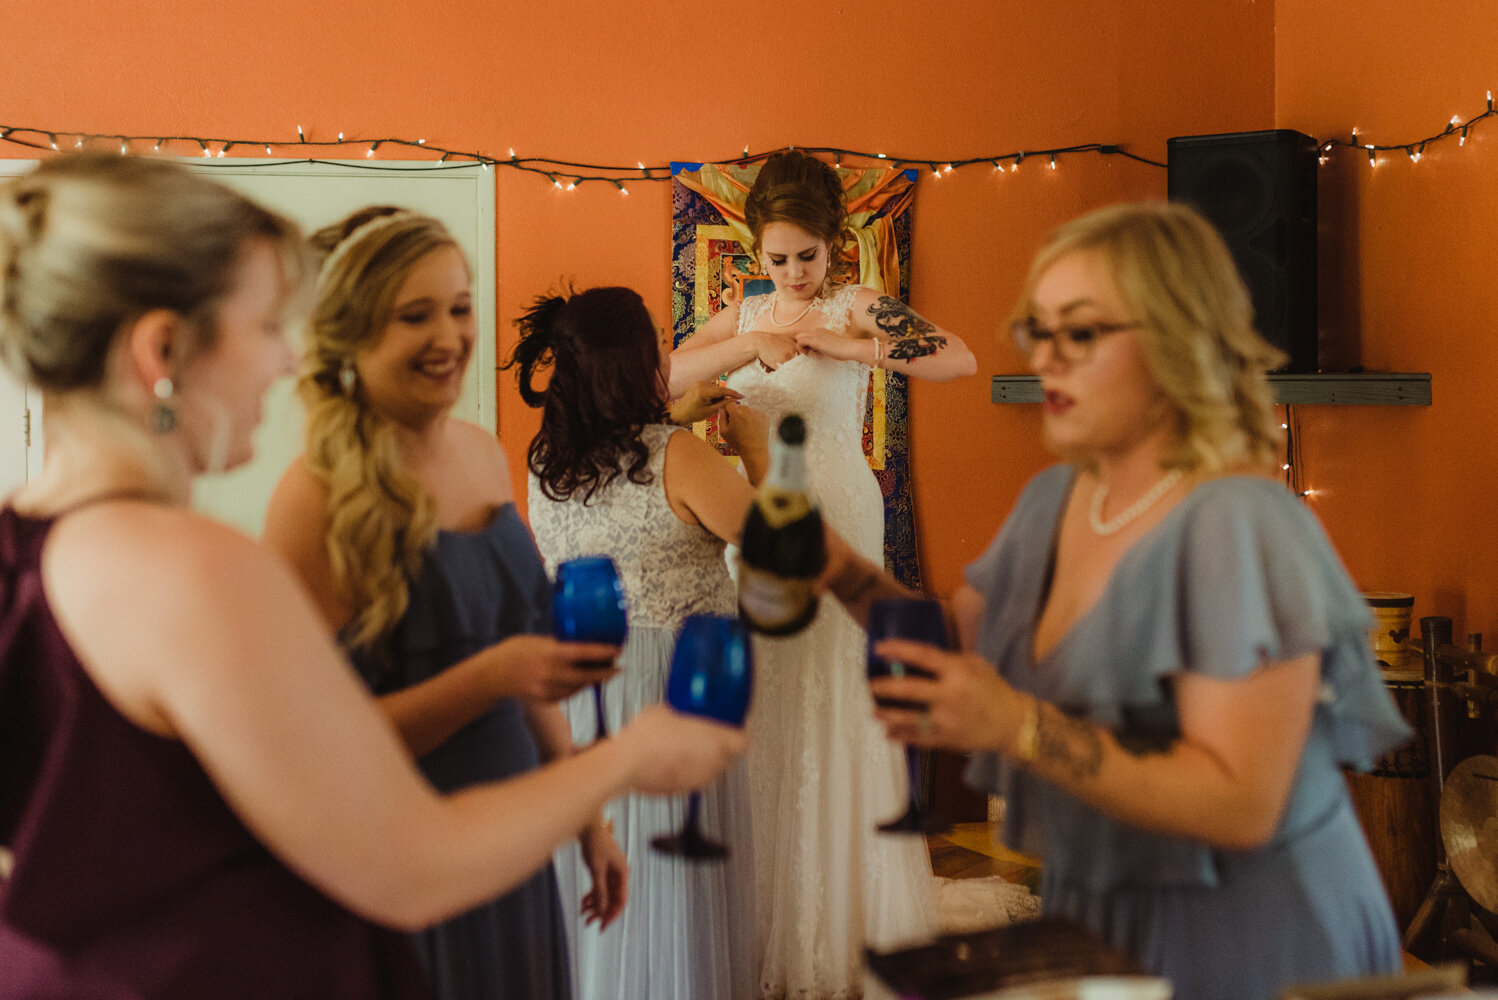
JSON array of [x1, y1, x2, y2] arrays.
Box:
[[152, 377, 177, 434], [339, 358, 358, 395]]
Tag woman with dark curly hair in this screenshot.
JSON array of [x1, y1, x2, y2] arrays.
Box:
[[511, 284, 768, 1000]]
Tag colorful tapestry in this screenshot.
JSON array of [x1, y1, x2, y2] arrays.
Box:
[[670, 160, 923, 590]]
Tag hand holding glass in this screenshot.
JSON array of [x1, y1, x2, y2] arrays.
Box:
[[651, 614, 753, 860], [552, 556, 628, 741], [867, 596, 950, 835]]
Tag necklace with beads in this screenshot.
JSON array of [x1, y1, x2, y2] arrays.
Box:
[[768, 291, 816, 327], [1089, 468, 1184, 536]]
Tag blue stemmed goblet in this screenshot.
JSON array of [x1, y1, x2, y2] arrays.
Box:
[[868, 596, 951, 835], [552, 556, 628, 741], [651, 613, 754, 860]]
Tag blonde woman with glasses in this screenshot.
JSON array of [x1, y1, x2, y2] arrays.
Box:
[[857, 202, 1410, 1000]]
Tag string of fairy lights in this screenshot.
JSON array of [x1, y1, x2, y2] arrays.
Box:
[[0, 88, 1488, 189], [4, 92, 1490, 502], [0, 127, 1162, 190], [1283, 408, 1311, 499]]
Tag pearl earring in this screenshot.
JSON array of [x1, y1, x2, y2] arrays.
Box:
[[151, 377, 177, 434]]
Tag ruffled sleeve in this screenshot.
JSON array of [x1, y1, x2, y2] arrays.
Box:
[[962, 473, 1412, 893], [1155, 478, 1411, 769], [348, 504, 551, 694]]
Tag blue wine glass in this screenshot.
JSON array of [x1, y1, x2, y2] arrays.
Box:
[[552, 556, 628, 741], [651, 613, 753, 860], [867, 596, 951, 835]]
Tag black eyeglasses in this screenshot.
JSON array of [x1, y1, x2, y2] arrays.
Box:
[[1010, 318, 1145, 364]]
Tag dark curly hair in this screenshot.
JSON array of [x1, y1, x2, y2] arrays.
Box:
[[505, 285, 668, 503], [743, 150, 847, 258]]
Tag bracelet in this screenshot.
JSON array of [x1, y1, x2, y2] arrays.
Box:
[[872, 338, 884, 366], [1015, 696, 1040, 764]]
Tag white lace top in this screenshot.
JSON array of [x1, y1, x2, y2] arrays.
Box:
[[527, 424, 735, 630]]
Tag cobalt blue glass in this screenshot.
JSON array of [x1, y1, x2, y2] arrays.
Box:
[[553, 555, 628, 740], [867, 596, 951, 835], [651, 614, 753, 860]]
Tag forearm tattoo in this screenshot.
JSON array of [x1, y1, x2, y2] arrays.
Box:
[[1035, 705, 1105, 781], [866, 295, 947, 361]]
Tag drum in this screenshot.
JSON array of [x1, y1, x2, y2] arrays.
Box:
[[1346, 673, 1437, 931]]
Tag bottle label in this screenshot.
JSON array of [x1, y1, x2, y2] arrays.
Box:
[[738, 564, 816, 632], [757, 488, 813, 530]]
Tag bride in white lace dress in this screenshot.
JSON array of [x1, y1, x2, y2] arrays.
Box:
[[670, 151, 976, 999]]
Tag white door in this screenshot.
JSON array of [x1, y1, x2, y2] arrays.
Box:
[[0, 158, 496, 537], [0, 160, 41, 500]]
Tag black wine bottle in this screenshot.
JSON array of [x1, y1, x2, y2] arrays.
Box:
[[738, 414, 827, 636]]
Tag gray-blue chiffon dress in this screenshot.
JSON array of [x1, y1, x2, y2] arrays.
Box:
[[350, 503, 571, 1000], [964, 466, 1411, 1000]]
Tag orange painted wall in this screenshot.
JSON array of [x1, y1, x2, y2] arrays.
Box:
[[1276, 2, 1498, 644], [9, 0, 1285, 601]]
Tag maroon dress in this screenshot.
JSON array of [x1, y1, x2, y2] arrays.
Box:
[[0, 507, 432, 1000]]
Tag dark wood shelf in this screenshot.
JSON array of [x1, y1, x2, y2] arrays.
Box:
[[991, 372, 1431, 406]]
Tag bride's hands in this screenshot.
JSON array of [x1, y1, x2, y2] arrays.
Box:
[[794, 328, 874, 364], [753, 331, 799, 371]]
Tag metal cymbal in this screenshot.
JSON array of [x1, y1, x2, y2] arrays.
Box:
[[1439, 754, 1498, 913]]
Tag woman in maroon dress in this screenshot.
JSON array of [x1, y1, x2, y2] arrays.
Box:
[[0, 152, 743, 1000]]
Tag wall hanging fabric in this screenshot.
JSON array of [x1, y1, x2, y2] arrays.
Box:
[[670, 160, 923, 589]]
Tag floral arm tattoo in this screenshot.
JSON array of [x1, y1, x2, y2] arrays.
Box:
[[866, 295, 948, 361], [1036, 704, 1106, 781]]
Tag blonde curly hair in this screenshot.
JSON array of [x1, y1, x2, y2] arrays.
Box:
[[302, 206, 464, 652], [1011, 201, 1285, 474]]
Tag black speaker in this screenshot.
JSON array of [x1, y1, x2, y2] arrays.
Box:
[[1167, 129, 1318, 373]]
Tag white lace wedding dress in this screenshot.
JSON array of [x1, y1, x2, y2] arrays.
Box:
[[727, 285, 938, 999]]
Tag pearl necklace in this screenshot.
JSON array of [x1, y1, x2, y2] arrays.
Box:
[[768, 292, 816, 327], [1089, 468, 1184, 536]]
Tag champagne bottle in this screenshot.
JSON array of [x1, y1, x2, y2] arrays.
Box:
[[738, 414, 827, 636]]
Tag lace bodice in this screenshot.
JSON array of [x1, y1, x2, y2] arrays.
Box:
[[527, 424, 735, 630], [729, 284, 881, 561]]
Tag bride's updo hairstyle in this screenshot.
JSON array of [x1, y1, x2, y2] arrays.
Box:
[[0, 153, 304, 394], [302, 206, 462, 652], [743, 151, 847, 261], [507, 285, 667, 504]]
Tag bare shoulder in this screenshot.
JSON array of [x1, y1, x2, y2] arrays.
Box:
[[664, 424, 732, 462], [44, 503, 318, 711], [450, 418, 507, 463], [263, 454, 333, 556], [267, 455, 329, 520], [447, 418, 512, 494], [663, 427, 749, 495], [51, 502, 293, 598]]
